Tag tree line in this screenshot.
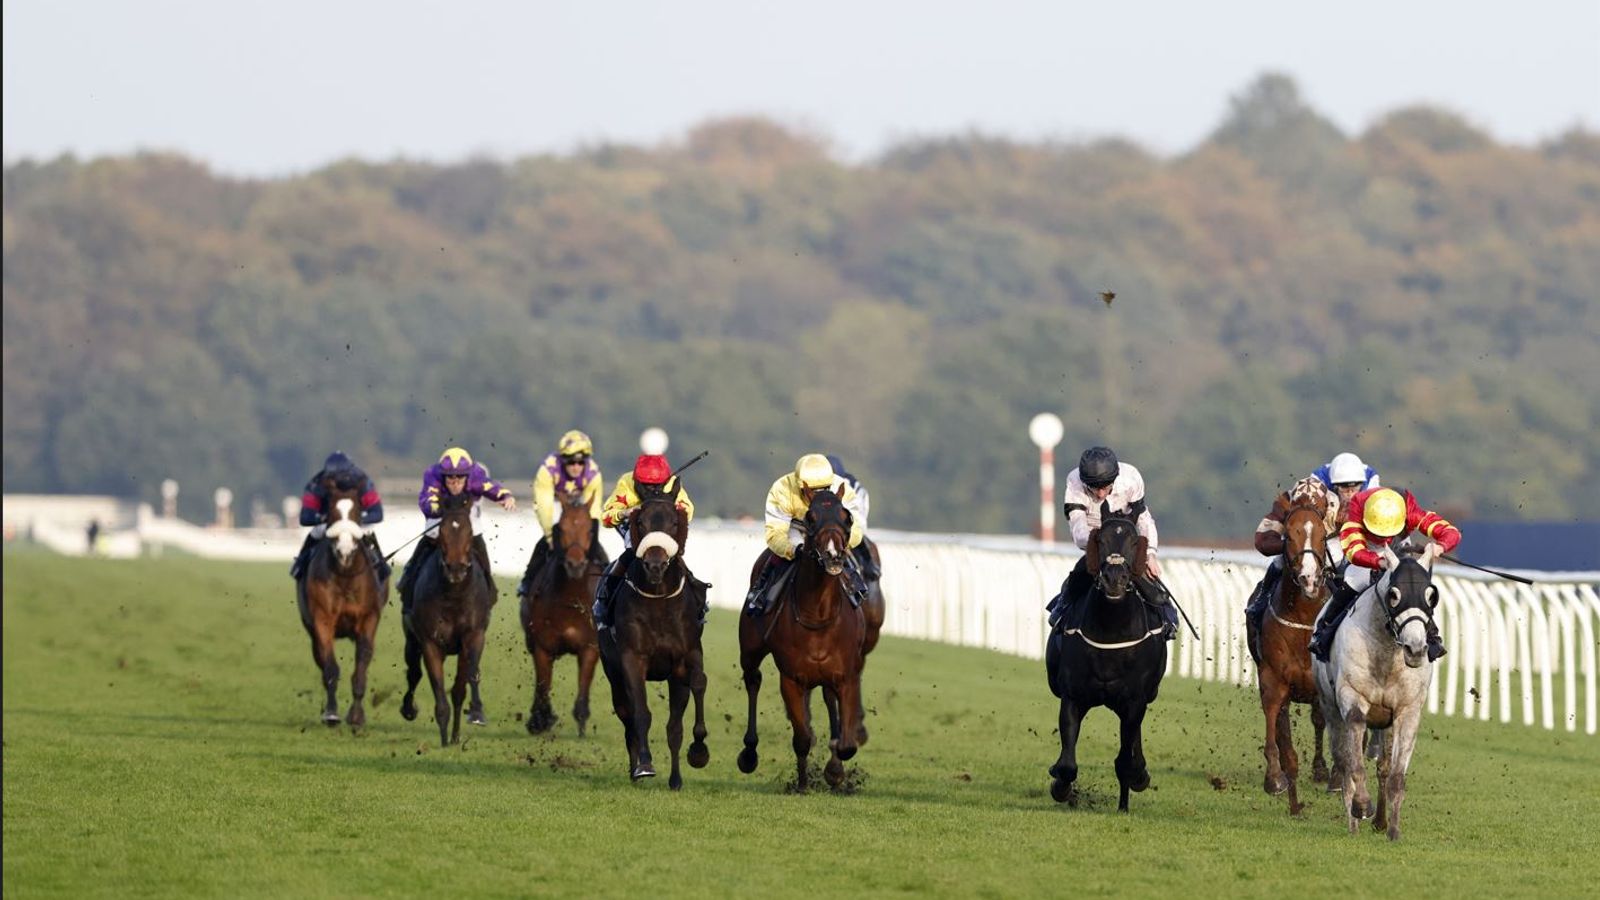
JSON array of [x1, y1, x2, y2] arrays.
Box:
[[5, 74, 1597, 541]]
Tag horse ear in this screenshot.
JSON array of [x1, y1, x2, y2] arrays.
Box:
[[1099, 500, 1112, 521], [835, 482, 846, 498], [1084, 529, 1102, 575]]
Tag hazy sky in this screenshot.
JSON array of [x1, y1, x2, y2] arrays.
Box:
[[5, 0, 1598, 176]]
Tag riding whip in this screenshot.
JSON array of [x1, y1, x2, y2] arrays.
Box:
[[383, 525, 434, 562], [671, 450, 710, 480], [1440, 554, 1535, 585], [1153, 578, 1201, 641]]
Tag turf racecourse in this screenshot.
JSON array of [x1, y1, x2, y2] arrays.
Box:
[[4, 554, 1595, 898]]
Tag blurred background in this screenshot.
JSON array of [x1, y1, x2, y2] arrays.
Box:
[[4, 0, 1598, 562]]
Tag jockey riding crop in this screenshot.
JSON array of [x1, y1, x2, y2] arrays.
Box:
[[1150, 577, 1201, 641], [671, 450, 710, 480], [383, 525, 434, 562], [1440, 554, 1535, 585]]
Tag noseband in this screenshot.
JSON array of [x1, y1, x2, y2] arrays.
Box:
[[1379, 561, 1437, 647]]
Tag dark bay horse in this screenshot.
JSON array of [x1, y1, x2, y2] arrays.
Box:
[[737, 487, 866, 792], [520, 492, 602, 736], [296, 481, 388, 729], [1248, 478, 1334, 813], [400, 492, 494, 746], [1047, 502, 1167, 812], [597, 485, 710, 788]]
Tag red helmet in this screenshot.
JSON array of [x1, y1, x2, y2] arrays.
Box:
[[634, 454, 671, 486]]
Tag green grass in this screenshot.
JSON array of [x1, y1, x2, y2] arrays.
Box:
[[4, 553, 1596, 898]]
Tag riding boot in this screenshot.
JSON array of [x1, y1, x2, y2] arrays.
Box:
[[518, 537, 550, 599], [588, 519, 610, 567], [744, 565, 774, 616], [1309, 580, 1359, 662], [472, 534, 497, 602], [592, 550, 633, 629], [843, 553, 869, 606], [398, 536, 436, 616], [289, 533, 315, 580], [1247, 558, 1282, 620], [1425, 621, 1447, 662], [853, 542, 881, 582], [1133, 576, 1179, 640], [361, 532, 391, 583]]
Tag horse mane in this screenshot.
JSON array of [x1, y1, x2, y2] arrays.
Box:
[[440, 491, 472, 514]]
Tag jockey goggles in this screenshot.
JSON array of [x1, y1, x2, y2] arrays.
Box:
[[561, 453, 589, 466]]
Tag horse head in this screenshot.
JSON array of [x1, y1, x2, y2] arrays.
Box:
[[555, 491, 593, 580], [321, 479, 367, 573], [802, 484, 852, 577], [1086, 501, 1143, 602], [631, 484, 685, 589], [1377, 543, 1441, 669], [437, 491, 475, 586], [1284, 502, 1334, 598]]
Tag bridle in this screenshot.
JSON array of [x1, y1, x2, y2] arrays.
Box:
[[1377, 556, 1438, 647], [1283, 504, 1337, 594]]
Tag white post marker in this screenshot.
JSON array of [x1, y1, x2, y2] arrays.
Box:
[[640, 427, 669, 456], [1028, 413, 1064, 543], [214, 487, 234, 530], [282, 495, 300, 529], [161, 478, 180, 519]]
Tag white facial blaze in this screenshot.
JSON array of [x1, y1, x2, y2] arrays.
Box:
[[1296, 519, 1317, 585], [327, 499, 361, 559], [826, 535, 839, 556]]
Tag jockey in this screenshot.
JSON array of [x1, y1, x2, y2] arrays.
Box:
[[1246, 451, 1381, 622], [1308, 486, 1460, 663], [743, 453, 868, 616], [396, 447, 516, 617], [1047, 446, 1176, 639], [290, 451, 389, 582], [591, 453, 695, 628], [825, 453, 881, 582], [516, 429, 609, 599]]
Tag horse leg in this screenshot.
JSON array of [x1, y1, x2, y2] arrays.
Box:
[[310, 620, 341, 726], [686, 648, 709, 769], [528, 644, 557, 734], [1050, 696, 1085, 806], [623, 654, 655, 781], [1372, 729, 1391, 834], [834, 676, 862, 764], [1341, 704, 1372, 832], [737, 643, 768, 775], [666, 680, 690, 790], [821, 685, 846, 789], [464, 630, 487, 727], [1114, 704, 1151, 813], [449, 658, 467, 745], [1259, 672, 1290, 797], [778, 675, 814, 792], [421, 643, 451, 747], [346, 623, 375, 732], [1277, 703, 1302, 815], [601, 647, 637, 775], [400, 625, 422, 722], [1384, 707, 1423, 841], [1311, 703, 1330, 783], [573, 643, 599, 738]]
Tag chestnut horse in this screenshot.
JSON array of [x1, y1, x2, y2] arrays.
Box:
[[1248, 477, 1334, 813], [296, 479, 388, 730], [400, 492, 494, 746], [520, 492, 602, 736], [737, 486, 865, 792], [597, 485, 710, 788]]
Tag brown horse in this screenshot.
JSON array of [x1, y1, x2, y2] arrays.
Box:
[[597, 485, 710, 788], [296, 480, 388, 729], [737, 486, 866, 791], [399, 491, 495, 746], [1249, 478, 1335, 813], [520, 492, 602, 736]]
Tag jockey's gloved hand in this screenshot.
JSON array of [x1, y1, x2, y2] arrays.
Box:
[[310, 524, 328, 539]]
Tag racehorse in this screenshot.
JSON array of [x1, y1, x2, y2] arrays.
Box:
[[520, 492, 602, 736], [1046, 502, 1167, 812], [296, 479, 388, 730], [597, 485, 710, 788], [1248, 477, 1334, 813], [400, 491, 494, 746], [737, 486, 866, 792], [1313, 541, 1441, 840]]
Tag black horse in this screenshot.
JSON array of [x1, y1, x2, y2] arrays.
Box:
[[1045, 502, 1168, 812], [400, 492, 495, 746], [597, 485, 710, 789]]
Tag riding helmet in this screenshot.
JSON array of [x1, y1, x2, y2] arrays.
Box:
[[558, 429, 593, 460], [1078, 446, 1120, 489], [1362, 488, 1408, 537], [795, 453, 835, 490], [1327, 451, 1369, 486], [634, 454, 671, 486], [437, 447, 475, 475]]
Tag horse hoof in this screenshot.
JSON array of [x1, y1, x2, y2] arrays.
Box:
[[467, 711, 488, 726], [687, 741, 710, 769], [400, 698, 418, 722], [631, 763, 656, 781], [737, 747, 759, 774], [322, 712, 341, 727], [824, 758, 846, 788], [669, 773, 683, 791], [527, 710, 554, 734], [1129, 769, 1151, 792], [837, 744, 858, 762], [1049, 778, 1076, 805], [1264, 773, 1288, 796], [1312, 763, 1330, 784]]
